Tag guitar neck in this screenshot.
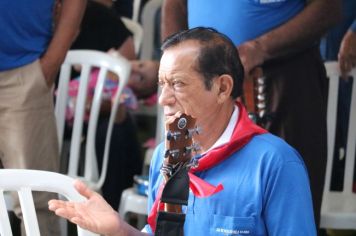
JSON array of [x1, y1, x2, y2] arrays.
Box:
[[161, 114, 198, 214]]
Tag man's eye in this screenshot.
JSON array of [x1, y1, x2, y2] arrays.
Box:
[[172, 80, 184, 87]]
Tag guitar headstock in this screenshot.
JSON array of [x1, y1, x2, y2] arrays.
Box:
[[162, 114, 200, 177]]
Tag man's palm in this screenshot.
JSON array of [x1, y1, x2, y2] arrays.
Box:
[[49, 180, 120, 235]]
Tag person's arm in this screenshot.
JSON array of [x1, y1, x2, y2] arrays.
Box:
[[40, 0, 87, 86], [48, 180, 148, 236], [161, 0, 188, 41], [119, 37, 136, 60], [238, 0, 342, 75], [338, 19, 356, 77], [49, 145, 166, 236]]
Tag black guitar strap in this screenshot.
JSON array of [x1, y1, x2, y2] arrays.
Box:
[[155, 166, 190, 236]]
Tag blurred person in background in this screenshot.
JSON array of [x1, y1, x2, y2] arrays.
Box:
[[67, 0, 158, 210], [0, 0, 86, 235]]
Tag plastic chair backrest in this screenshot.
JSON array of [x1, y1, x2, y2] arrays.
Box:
[[139, 0, 162, 60], [132, 0, 142, 23], [121, 16, 143, 55], [0, 169, 98, 236], [320, 62, 356, 229], [138, 0, 164, 143], [55, 50, 131, 191]]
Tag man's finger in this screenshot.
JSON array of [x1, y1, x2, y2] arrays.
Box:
[[55, 207, 78, 221], [48, 199, 69, 211], [74, 180, 94, 199]]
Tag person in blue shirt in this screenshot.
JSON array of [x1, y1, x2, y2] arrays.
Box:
[[48, 27, 316, 236], [161, 1, 342, 231], [0, 0, 86, 235]]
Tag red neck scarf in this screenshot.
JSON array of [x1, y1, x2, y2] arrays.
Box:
[[147, 102, 267, 232]]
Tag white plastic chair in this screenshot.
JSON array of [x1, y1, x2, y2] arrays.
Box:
[[320, 62, 356, 229], [55, 50, 131, 191], [0, 169, 98, 236], [139, 0, 162, 60], [121, 16, 143, 55], [131, 0, 163, 118], [118, 148, 153, 229], [132, 0, 142, 23], [119, 188, 148, 227]]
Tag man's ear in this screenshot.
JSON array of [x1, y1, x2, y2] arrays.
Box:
[[215, 74, 233, 104]]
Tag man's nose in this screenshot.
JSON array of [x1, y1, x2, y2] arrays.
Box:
[[158, 84, 175, 106]]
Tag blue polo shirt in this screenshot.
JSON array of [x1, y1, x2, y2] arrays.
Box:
[[0, 0, 54, 71], [187, 0, 305, 46], [144, 133, 316, 235]]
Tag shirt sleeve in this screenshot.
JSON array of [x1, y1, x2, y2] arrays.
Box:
[[263, 158, 317, 235]]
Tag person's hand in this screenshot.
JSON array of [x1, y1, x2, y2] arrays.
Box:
[[39, 55, 60, 88], [338, 30, 356, 79], [48, 180, 121, 235], [237, 39, 266, 78], [128, 60, 159, 99]]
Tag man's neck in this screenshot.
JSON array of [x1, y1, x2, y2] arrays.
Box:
[[194, 101, 235, 153]]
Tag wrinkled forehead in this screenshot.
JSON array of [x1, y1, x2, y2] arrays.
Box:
[[159, 41, 201, 77]]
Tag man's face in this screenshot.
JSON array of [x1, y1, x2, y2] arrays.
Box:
[[158, 41, 220, 123]]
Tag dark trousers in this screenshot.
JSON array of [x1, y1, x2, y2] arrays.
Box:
[[96, 114, 143, 210], [262, 47, 328, 229]]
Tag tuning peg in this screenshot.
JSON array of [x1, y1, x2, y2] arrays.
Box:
[[184, 145, 193, 155], [186, 126, 202, 138], [257, 94, 266, 101], [182, 143, 201, 155], [256, 101, 266, 109], [186, 157, 199, 169], [166, 131, 181, 141], [256, 85, 265, 94], [192, 142, 201, 152], [258, 110, 266, 118], [164, 149, 180, 159], [256, 77, 266, 85]]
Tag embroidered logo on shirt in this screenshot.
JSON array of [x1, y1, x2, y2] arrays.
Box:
[[216, 228, 250, 235]]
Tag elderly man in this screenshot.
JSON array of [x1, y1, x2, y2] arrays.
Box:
[[161, 1, 342, 230], [49, 27, 316, 236]]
